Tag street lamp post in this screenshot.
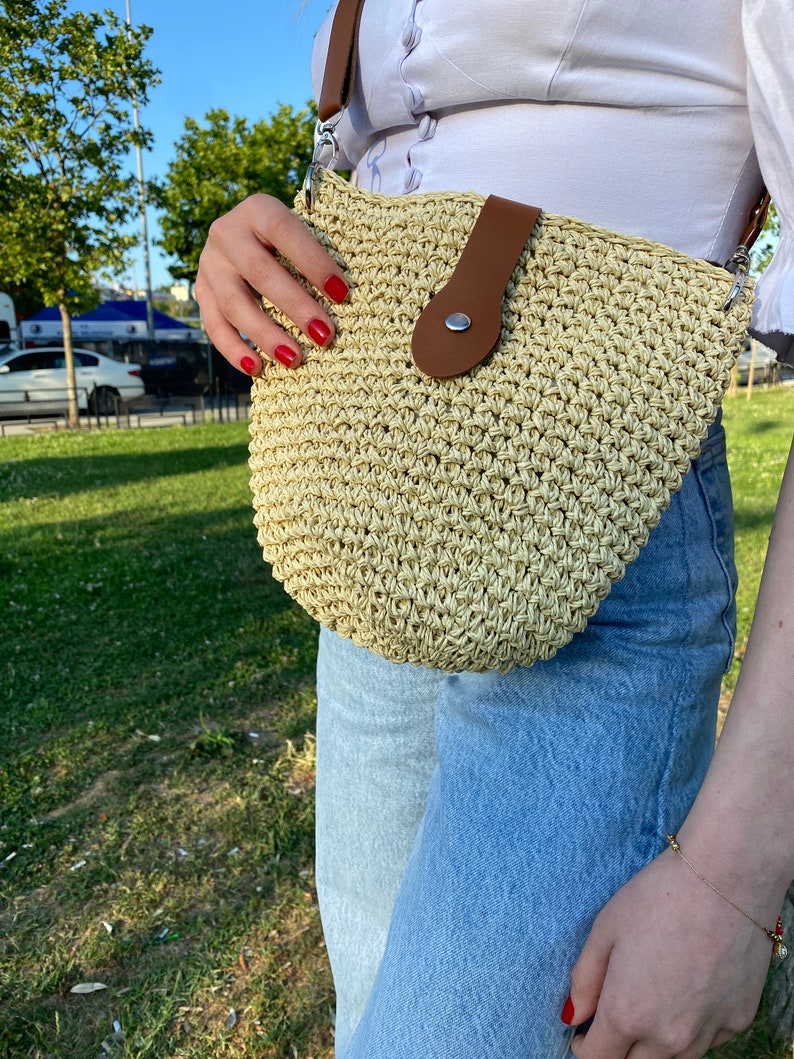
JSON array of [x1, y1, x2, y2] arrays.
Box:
[[126, 0, 156, 343]]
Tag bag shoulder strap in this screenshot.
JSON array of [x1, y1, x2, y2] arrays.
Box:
[[318, 0, 365, 122], [738, 189, 772, 251]]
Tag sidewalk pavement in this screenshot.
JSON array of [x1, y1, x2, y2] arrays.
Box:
[[0, 396, 251, 437]]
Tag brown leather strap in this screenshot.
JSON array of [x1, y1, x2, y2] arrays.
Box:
[[412, 197, 542, 378], [318, 0, 365, 122], [739, 188, 772, 249]]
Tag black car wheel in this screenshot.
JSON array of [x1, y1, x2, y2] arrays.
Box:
[[89, 386, 119, 416]]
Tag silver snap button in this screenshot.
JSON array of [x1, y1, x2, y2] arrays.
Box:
[[445, 312, 472, 332]]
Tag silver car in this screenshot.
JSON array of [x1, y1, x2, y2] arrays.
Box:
[[735, 343, 781, 386], [0, 346, 145, 416]]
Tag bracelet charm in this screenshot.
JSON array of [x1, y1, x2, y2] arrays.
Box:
[[667, 834, 787, 962]]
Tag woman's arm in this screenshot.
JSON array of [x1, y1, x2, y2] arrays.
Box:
[[568, 435, 794, 1059], [680, 434, 794, 899]]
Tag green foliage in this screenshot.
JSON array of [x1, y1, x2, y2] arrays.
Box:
[[752, 201, 780, 277], [157, 103, 317, 282], [721, 388, 792, 694], [190, 717, 239, 759], [0, 0, 159, 307], [0, 279, 44, 321]]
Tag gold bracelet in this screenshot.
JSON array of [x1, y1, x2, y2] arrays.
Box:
[[667, 834, 787, 961]]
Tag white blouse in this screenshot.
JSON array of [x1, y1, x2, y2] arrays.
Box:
[[311, 0, 794, 355]]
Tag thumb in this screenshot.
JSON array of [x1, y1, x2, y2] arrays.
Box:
[[564, 917, 613, 1027]]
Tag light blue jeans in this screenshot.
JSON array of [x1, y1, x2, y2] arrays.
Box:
[[315, 421, 736, 1059]]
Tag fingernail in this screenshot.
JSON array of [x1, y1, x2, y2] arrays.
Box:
[[240, 355, 256, 375], [274, 344, 299, 368], [308, 318, 332, 346], [323, 274, 349, 303], [561, 997, 575, 1025]]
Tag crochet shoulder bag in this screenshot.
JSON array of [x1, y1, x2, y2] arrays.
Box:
[[248, 0, 766, 673]]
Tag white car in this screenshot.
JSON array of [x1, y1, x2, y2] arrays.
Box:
[[0, 346, 145, 416], [735, 343, 781, 386]]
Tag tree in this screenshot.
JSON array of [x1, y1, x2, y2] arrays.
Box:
[[0, 0, 158, 426], [751, 200, 780, 275], [0, 278, 45, 322], [157, 103, 317, 282]]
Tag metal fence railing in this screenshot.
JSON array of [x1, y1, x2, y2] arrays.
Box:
[[0, 387, 251, 437]]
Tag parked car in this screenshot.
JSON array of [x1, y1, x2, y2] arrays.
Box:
[[0, 346, 144, 416], [735, 342, 781, 386]]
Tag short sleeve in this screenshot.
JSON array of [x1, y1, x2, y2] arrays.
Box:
[[743, 0, 794, 362]]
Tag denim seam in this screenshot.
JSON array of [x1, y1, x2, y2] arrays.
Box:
[[651, 490, 694, 845], [691, 451, 737, 669]]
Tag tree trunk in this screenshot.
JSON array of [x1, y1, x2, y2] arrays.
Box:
[[766, 879, 794, 1042], [58, 300, 79, 429]]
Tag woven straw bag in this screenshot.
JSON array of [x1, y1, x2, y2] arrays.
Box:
[[248, 164, 754, 672]]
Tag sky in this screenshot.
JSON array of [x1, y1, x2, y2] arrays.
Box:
[[92, 0, 335, 291]]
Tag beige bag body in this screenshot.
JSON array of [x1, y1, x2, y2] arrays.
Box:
[[248, 167, 753, 671]]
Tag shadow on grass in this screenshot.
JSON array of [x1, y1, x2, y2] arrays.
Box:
[[0, 442, 251, 502], [740, 417, 787, 437], [734, 505, 779, 533]]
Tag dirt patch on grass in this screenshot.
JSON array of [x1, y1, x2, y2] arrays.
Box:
[[38, 768, 127, 822]]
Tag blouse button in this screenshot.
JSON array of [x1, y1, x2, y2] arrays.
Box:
[[403, 166, 423, 192], [401, 19, 422, 49], [417, 114, 437, 140], [402, 83, 425, 113]]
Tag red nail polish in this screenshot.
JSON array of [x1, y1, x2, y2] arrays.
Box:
[[561, 997, 575, 1025], [274, 344, 299, 368], [308, 318, 332, 346], [323, 274, 349, 303], [240, 355, 256, 375]]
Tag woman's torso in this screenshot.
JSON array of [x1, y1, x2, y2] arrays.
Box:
[[312, 0, 762, 260]]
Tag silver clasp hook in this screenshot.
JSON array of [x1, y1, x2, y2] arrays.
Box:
[[722, 245, 751, 313], [303, 110, 345, 211]]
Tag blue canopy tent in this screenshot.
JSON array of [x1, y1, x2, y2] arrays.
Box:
[[21, 301, 199, 342], [19, 306, 63, 341], [77, 301, 198, 341]]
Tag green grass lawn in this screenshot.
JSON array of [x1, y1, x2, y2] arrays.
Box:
[[0, 391, 791, 1058], [722, 389, 793, 687]]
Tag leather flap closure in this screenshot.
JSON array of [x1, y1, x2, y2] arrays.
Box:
[[412, 196, 542, 378]]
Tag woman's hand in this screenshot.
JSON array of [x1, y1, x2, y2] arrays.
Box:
[[194, 193, 349, 376], [566, 847, 777, 1059]]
